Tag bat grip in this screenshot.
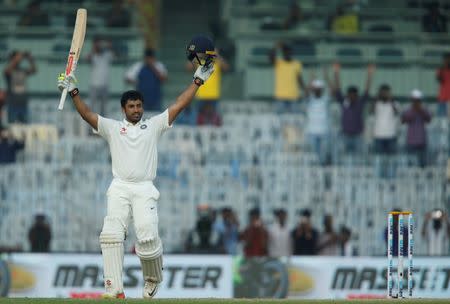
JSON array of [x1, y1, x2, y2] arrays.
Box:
[[58, 88, 68, 110]]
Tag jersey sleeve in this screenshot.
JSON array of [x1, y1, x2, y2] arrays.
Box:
[[97, 115, 117, 139], [150, 109, 172, 137]]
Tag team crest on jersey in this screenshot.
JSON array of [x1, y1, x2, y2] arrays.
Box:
[[120, 127, 127, 135], [140, 124, 147, 129]]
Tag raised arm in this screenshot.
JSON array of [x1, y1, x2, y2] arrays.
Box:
[[57, 73, 98, 130], [168, 64, 214, 125], [363, 64, 375, 95]]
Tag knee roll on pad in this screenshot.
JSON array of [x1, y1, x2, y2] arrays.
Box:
[[99, 216, 126, 244], [135, 237, 163, 260]]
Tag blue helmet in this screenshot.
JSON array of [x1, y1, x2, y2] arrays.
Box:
[[186, 35, 216, 67]]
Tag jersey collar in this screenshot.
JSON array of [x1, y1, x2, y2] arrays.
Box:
[[123, 119, 143, 127]]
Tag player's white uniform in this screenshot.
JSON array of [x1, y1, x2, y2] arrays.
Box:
[[97, 109, 171, 294]]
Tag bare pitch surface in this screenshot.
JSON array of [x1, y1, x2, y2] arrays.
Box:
[[0, 299, 449, 304]]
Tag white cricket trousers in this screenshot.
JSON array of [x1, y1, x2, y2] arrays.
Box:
[[104, 178, 160, 242]]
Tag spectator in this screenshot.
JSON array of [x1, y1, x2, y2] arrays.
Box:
[[185, 204, 218, 254], [267, 209, 292, 258], [3, 50, 37, 123], [106, 0, 131, 28], [384, 209, 409, 257], [125, 48, 168, 112], [269, 42, 305, 114], [436, 52, 450, 117], [326, 5, 359, 34], [0, 89, 5, 128], [0, 127, 24, 163], [373, 84, 399, 155], [291, 209, 318, 255], [331, 63, 375, 153], [422, 2, 447, 33], [17, 0, 49, 27], [240, 208, 268, 257], [317, 214, 340, 255], [214, 207, 239, 255], [260, 2, 304, 30], [340, 226, 354, 256], [175, 105, 197, 126], [28, 214, 51, 252], [304, 79, 331, 165], [197, 103, 222, 126], [422, 208, 450, 256], [185, 48, 229, 127], [401, 89, 432, 167], [88, 37, 114, 115]]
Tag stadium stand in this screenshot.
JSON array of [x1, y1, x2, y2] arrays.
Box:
[[0, 0, 449, 258]]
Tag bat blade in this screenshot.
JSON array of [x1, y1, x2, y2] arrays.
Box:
[[58, 8, 87, 110]]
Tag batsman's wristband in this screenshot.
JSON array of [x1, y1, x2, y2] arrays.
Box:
[[193, 77, 203, 86], [69, 88, 80, 98]]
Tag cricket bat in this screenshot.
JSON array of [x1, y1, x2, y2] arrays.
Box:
[[58, 8, 87, 110]]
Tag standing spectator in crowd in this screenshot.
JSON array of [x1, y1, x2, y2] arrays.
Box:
[[125, 49, 168, 112], [197, 103, 222, 126], [240, 208, 268, 257], [0, 89, 5, 128], [267, 209, 292, 258], [260, 1, 304, 30], [106, 0, 131, 28], [269, 42, 305, 114], [436, 52, 450, 117], [214, 207, 239, 255], [28, 214, 51, 252], [384, 209, 409, 257], [304, 79, 331, 165], [291, 209, 318, 255], [185, 205, 218, 254], [422, 2, 447, 33], [0, 127, 24, 163], [331, 63, 375, 153], [401, 89, 432, 167], [3, 51, 37, 123], [373, 84, 399, 155], [88, 37, 114, 115], [340, 226, 354, 256], [317, 214, 340, 255], [17, 0, 49, 27], [373, 84, 399, 178], [326, 5, 359, 34], [422, 209, 450, 256]]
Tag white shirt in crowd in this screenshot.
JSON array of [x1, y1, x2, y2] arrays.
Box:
[[306, 94, 329, 135], [373, 100, 398, 139], [125, 61, 168, 83], [268, 222, 292, 258], [97, 109, 171, 183], [90, 50, 113, 87], [423, 220, 449, 256]]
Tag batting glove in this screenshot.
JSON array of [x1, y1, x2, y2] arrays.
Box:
[[57, 73, 77, 93], [193, 64, 214, 85]]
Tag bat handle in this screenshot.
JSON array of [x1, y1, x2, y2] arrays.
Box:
[[58, 88, 68, 110]]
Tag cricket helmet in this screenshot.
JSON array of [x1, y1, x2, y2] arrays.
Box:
[[186, 35, 216, 67]]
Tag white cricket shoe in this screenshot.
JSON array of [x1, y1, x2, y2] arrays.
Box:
[[143, 277, 158, 299]]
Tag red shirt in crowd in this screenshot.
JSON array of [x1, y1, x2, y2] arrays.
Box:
[[437, 68, 450, 102], [240, 225, 268, 257]]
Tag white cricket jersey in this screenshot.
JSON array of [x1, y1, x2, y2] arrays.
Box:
[[97, 109, 172, 182]]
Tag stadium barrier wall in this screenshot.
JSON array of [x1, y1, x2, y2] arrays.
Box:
[[2, 254, 450, 299]]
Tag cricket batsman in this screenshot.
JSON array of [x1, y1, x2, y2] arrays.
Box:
[[57, 36, 215, 298]]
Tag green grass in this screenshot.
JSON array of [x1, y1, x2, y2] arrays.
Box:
[[0, 299, 449, 304]]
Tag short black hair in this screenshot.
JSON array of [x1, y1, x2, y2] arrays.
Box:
[[347, 86, 358, 94], [379, 84, 391, 91], [120, 90, 144, 108]]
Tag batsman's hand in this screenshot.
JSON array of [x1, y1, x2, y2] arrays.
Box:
[[57, 73, 77, 93], [193, 64, 214, 85]]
